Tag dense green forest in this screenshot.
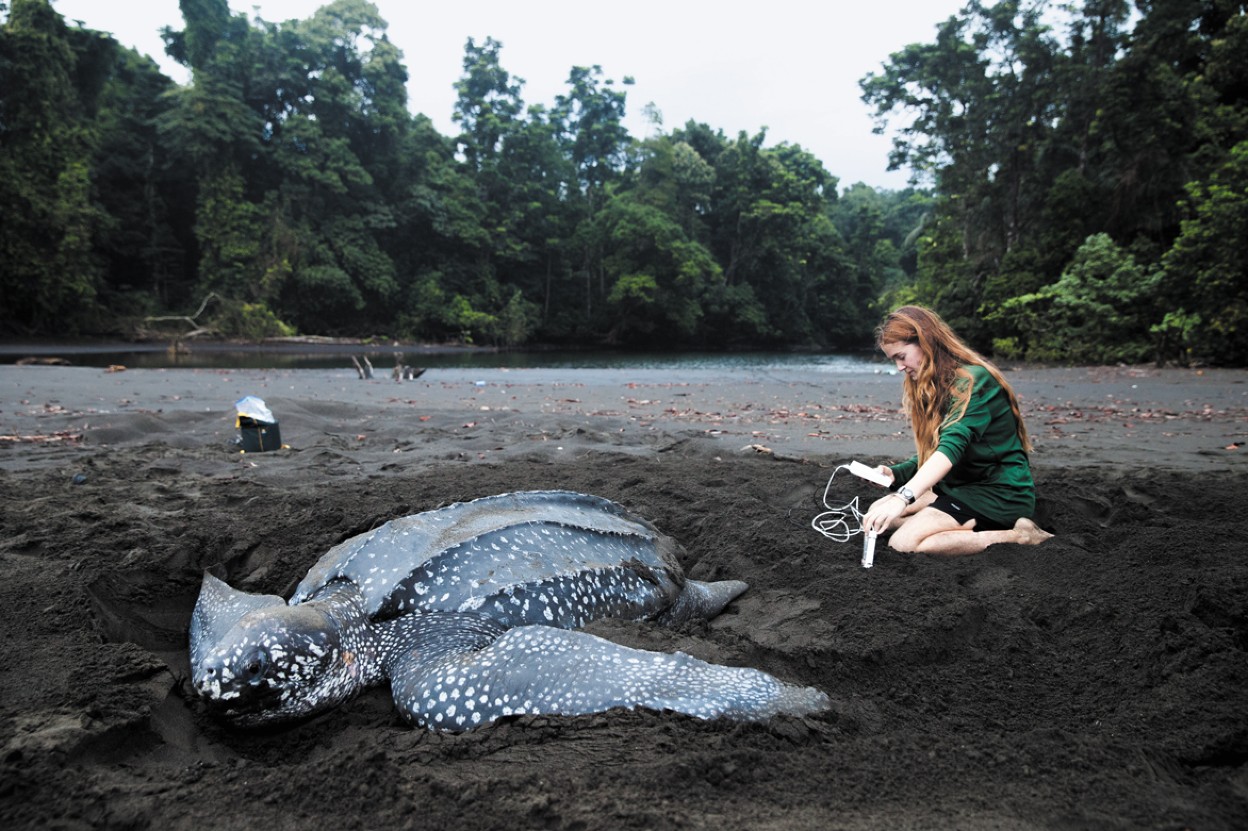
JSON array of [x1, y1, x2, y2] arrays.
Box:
[[1, 0, 1245, 362]]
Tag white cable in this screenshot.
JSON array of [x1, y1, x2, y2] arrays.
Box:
[[810, 464, 869, 543]]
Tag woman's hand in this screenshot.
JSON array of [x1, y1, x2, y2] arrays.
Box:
[[863, 492, 906, 534], [875, 465, 895, 487]]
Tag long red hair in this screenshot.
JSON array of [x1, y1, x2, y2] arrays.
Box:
[[875, 305, 1031, 463]]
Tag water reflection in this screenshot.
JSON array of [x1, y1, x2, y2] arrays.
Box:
[[3, 342, 881, 372]]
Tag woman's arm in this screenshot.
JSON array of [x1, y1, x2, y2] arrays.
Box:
[[862, 451, 953, 534], [898, 450, 953, 498]]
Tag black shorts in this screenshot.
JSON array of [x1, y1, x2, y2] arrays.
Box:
[[930, 494, 1011, 531]]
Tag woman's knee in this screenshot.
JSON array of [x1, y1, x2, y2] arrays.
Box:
[[887, 509, 966, 553], [887, 527, 922, 553]]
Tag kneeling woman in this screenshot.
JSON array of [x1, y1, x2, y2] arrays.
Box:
[[862, 305, 1052, 555]]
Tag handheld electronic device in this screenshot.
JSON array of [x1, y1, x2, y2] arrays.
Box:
[[848, 460, 891, 487], [862, 530, 877, 568]]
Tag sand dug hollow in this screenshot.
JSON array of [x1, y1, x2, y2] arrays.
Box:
[[0, 364, 1245, 830]]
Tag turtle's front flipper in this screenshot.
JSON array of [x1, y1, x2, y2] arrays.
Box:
[[383, 616, 829, 732]]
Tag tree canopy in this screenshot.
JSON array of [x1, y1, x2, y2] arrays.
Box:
[[863, 0, 1248, 364], [2, 0, 1246, 364]]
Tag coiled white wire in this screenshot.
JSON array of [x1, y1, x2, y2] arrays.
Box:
[[810, 464, 869, 543]]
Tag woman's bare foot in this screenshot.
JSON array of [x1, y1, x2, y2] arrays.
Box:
[[1013, 517, 1054, 545]]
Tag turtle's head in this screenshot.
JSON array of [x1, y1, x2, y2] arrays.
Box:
[[189, 573, 374, 727]]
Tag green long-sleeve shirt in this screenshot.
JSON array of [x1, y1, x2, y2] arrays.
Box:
[[887, 364, 1035, 527]]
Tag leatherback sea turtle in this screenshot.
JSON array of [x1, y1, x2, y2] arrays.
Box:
[[190, 490, 829, 731]]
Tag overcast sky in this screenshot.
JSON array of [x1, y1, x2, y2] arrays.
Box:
[[45, 0, 968, 189]]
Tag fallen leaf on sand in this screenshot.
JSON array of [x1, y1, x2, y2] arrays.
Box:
[[0, 431, 83, 445]]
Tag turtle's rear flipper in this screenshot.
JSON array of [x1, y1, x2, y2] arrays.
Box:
[[658, 579, 748, 625], [385, 619, 829, 732]]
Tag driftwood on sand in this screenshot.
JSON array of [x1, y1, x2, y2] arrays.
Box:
[[351, 355, 374, 379], [391, 355, 425, 381]]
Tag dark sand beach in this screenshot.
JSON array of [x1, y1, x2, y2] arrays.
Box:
[[1, 362, 1246, 829]]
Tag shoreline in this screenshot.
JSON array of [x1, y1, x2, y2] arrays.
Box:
[[3, 364, 1245, 473]]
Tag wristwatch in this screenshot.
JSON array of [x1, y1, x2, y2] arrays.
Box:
[[895, 485, 916, 505]]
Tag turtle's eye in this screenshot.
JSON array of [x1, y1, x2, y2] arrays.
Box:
[[241, 652, 269, 683]]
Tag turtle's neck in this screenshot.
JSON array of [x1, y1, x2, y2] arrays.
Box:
[[307, 580, 387, 688]]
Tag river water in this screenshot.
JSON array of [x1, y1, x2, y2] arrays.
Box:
[[2, 341, 884, 373]]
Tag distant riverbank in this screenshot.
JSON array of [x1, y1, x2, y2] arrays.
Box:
[[0, 338, 882, 372]]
